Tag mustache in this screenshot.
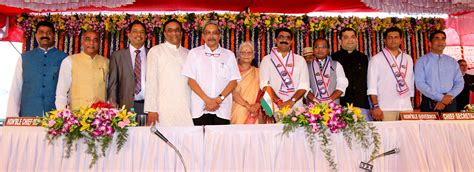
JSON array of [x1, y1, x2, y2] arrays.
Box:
[[279, 42, 288, 45], [40, 37, 50, 40]]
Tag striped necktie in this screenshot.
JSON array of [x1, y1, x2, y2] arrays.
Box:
[[134, 49, 141, 94]]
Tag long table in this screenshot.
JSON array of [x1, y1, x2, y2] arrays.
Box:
[[1, 121, 473, 171]]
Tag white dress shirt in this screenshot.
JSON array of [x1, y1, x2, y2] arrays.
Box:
[[367, 49, 414, 111], [259, 50, 310, 107], [181, 44, 241, 120], [6, 47, 52, 117], [144, 41, 193, 126], [129, 45, 147, 101]]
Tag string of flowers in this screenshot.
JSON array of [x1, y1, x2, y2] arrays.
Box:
[[40, 101, 137, 168], [16, 12, 445, 37], [277, 102, 381, 171]]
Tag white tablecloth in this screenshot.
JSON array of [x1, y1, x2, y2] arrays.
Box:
[[1, 121, 473, 171], [0, 126, 204, 172]]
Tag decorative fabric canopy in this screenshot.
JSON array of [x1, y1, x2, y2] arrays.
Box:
[[0, 0, 376, 15], [362, 0, 474, 14], [0, 0, 135, 11]]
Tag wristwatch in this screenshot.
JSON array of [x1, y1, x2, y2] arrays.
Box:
[[291, 97, 297, 102], [219, 94, 225, 101]]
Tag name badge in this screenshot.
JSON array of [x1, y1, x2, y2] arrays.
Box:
[[440, 112, 474, 120], [4, 117, 41, 126], [399, 112, 439, 120]]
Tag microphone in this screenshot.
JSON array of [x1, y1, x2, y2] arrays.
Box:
[[360, 148, 400, 172], [150, 123, 187, 172], [382, 148, 400, 157], [150, 125, 170, 143]]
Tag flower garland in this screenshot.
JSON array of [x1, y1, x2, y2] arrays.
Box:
[[277, 102, 381, 171], [16, 12, 445, 38], [18, 12, 439, 107], [40, 101, 137, 168]]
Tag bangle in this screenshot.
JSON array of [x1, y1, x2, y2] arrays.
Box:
[[275, 99, 283, 105], [372, 104, 380, 109]]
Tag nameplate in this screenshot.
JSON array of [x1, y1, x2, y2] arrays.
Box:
[[4, 117, 41, 126], [399, 112, 439, 120], [440, 112, 474, 120]]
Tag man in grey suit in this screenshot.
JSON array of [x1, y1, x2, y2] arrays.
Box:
[[108, 20, 149, 114]]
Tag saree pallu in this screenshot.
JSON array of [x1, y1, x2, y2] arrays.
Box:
[[231, 67, 265, 124]]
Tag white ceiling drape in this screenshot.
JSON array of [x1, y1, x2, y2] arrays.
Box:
[[362, 0, 474, 14], [0, 0, 135, 11]]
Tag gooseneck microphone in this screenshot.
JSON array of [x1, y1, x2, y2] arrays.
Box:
[[368, 148, 400, 163], [360, 148, 400, 172], [150, 123, 187, 172]]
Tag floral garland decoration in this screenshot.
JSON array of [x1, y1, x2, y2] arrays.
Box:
[[16, 12, 445, 38], [40, 101, 138, 168], [277, 102, 381, 171]]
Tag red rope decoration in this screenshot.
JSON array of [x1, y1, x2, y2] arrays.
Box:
[[58, 33, 64, 51], [230, 29, 235, 52], [103, 31, 109, 58], [74, 35, 79, 53], [119, 30, 124, 49], [371, 31, 376, 56], [358, 31, 364, 53]]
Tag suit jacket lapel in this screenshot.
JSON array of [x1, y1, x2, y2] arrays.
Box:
[[123, 48, 134, 79]]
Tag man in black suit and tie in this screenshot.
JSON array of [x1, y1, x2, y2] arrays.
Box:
[[108, 20, 149, 114]]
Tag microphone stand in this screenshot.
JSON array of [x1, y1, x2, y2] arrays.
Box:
[[360, 148, 400, 172], [150, 123, 187, 172]]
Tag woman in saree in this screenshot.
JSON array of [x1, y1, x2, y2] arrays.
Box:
[[231, 41, 271, 124]]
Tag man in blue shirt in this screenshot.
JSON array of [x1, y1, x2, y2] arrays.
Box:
[[415, 30, 464, 112]]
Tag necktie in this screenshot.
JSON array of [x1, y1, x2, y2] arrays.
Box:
[[134, 49, 141, 94]]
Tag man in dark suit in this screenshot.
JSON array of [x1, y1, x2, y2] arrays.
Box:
[[108, 20, 149, 114], [456, 59, 474, 111]]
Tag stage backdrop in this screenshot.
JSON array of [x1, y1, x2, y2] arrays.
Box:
[[16, 12, 446, 108]]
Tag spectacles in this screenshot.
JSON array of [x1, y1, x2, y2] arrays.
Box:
[[165, 28, 182, 33], [131, 30, 146, 35], [314, 45, 328, 49], [205, 52, 220, 57], [204, 31, 220, 36], [239, 51, 253, 56]]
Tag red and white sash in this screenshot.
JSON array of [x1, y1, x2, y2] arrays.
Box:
[[381, 48, 409, 95], [270, 48, 295, 98], [311, 57, 332, 101]]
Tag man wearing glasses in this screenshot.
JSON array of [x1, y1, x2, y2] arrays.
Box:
[[306, 38, 348, 104], [108, 20, 149, 116], [259, 28, 310, 111], [144, 19, 193, 126], [182, 21, 241, 125]]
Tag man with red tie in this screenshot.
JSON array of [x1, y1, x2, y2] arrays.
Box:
[[108, 21, 149, 115]]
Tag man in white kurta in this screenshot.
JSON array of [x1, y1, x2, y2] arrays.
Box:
[[260, 28, 310, 110], [144, 19, 193, 126]]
